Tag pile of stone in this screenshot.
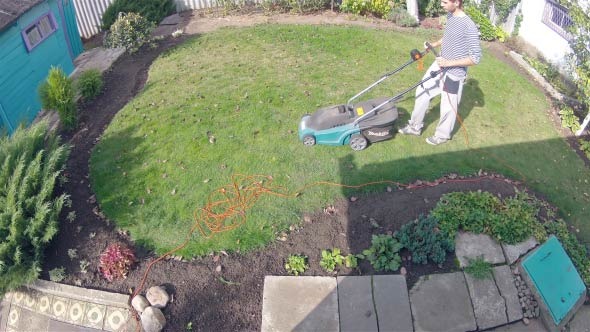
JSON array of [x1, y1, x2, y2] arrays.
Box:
[[512, 267, 540, 320], [131, 285, 170, 332]]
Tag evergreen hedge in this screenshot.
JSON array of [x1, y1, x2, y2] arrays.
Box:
[[0, 122, 70, 294]]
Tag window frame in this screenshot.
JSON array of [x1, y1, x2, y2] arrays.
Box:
[[542, 0, 574, 41], [21, 12, 58, 52]]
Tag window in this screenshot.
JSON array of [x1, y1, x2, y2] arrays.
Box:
[[21, 12, 57, 52], [542, 0, 574, 40]]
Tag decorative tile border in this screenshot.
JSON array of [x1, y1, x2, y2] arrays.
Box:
[[3, 280, 133, 331]]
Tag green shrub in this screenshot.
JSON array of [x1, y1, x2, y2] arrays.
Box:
[[545, 220, 590, 286], [105, 12, 154, 54], [397, 215, 454, 265], [464, 6, 497, 41], [418, 0, 445, 17], [579, 138, 590, 159], [464, 256, 492, 279], [38, 66, 77, 130], [0, 122, 70, 293], [340, 0, 370, 15], [558, 104, 581, 132], [76, 69, 104, 101], [360, 234, 402, 272], [320, 248, 344, 272], [101, 0, 175, 30], [285, 254, 308, 275], [340, 0, 401, 17], [289, 0, 329, 13], [388, 7, 419, 27], [432, 190, 546, 245]]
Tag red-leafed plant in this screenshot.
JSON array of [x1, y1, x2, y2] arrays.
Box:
[[99, 243, 136, 282]]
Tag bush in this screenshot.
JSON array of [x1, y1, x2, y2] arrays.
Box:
[[388, 7, 419, 27], [76, 69, 104, 101], [432, 190, 546, 245], [360, 234, 402, 272], [101, 0, 175, 30], [289, 0, 330, 13], [464, 6, 496, 41], [38, 66, 77, 130], [105, 12, 154, 53], [418, 0, 445, 17], [397, 215, 454, 265], [340, 0, 402, 17], [0, 122, 70, 293], [99, 243, 136, 281]]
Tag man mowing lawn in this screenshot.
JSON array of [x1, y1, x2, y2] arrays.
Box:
[[399, 0, 482, 145]]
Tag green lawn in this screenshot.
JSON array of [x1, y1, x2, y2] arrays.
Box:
[[90, 24, 590, 257]]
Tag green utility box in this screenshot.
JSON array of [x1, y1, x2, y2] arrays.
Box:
[[519, 235, 587, 331]]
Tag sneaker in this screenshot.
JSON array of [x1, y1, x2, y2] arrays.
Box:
[[398, 124, 421, 136], [426, 135, 449, 145]]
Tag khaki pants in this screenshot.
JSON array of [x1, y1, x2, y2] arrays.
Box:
[[408, 62, 465, 140]]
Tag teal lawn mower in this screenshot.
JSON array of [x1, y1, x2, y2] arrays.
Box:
[[298, 43, 441, 151]]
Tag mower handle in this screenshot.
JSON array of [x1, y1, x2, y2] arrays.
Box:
[[425, 42, 439, 58]]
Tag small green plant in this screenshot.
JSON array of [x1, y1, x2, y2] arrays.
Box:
[[464, 6, 497, 41], [99, 243, 136, 282], [104, 12, 154, 53], [579, 138, 590, 159], [558, 105, 581, 132], [344, 254, 359, 268], [285, 254, 308, 276], [319, 248, 344, 272], [67, 248, 78, 259], [76, 69, 103, 101], [360, 234, 402, 272], [66, 211, 77, 223], [49, 267, 66, 282], [186, 321, 193, 330], [38, 66, 77, 129], [79, 260, 90, 274], [397, 215, 454, 265], [464, 256, 492, 279]]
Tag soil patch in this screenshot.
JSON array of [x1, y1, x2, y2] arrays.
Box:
[[40, 12, 581, 332]]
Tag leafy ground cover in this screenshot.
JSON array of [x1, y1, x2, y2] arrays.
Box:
[[89, 24, 590, 258]]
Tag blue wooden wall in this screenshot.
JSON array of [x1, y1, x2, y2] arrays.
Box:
[[0, 0, 81, 134]]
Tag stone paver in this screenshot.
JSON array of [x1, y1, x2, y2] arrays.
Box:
[[501, 237, 538, 265], [409, 272, 476, 332], [493, 265, 523, 322], [488, 318, 548, 331], [568, 305, 590, 332], [261, 276, 339, 332], [372, 275, 413, 332], [337, 276, 377, 332], [464, 272, 508, 330], [455, 232, 506, 267]]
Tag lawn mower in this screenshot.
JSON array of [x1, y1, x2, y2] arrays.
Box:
[[298, 43, 441, 151]]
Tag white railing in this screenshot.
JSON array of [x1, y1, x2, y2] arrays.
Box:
[[72, 0, 218, 39]]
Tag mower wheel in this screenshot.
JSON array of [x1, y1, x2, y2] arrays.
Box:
[[349, 134, 368, 151], [302, 135, 316, 147]]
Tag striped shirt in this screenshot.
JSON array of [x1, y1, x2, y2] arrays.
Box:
[[441, 13, 482, 77]]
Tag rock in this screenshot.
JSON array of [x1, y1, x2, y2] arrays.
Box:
[[400, 267, 407, 276], [523, 317, 530, 325], [534, 306, 540, 317], [146, 286, 170, 309], [131, 295, 150, 313], [141, 306, 166, 332]]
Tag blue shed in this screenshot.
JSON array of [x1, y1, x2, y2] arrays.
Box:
[[0, 0, 83, 134]]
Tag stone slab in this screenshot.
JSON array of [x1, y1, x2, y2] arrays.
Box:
[[28, 280, 130, 307], [160, 13, 181, 25], [261, 276, 339, 332], [493, 265, 524, 322], [409, 272, 476, 332], [373, 275, 413, 332], [501, 237, 538, 264], [567, 305, 590, 332], [71, 47, 125, 80], [337, 276, 377, 332], [464, 272, 508, 330], [48, 319, 102, 331], [455, 232, 505, 267], [0, 295, 10, 332]]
